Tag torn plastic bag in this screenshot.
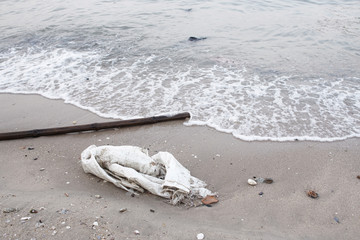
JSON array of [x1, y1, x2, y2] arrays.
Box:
[[81, 145, 215, 205]]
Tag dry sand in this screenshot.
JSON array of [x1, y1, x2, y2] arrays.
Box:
[[1, 93, 360, 240]]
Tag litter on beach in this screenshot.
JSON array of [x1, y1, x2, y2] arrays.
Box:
[[81, 145, 217, 205]]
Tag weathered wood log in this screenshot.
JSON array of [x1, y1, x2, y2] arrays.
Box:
[[0, 112, 191, 141]]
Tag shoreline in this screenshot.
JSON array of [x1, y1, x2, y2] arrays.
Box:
[[1, 93, 360, 240]]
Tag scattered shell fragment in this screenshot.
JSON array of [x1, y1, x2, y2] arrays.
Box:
[[134, 230, 140, 235], [307, 190, 319, 199], [66, 226, 71, 229], [3, 208, 18, 213], [201, 195, 219, 205], [150, 209, 155, 213], [52, 230, 57, 236], [197, 233, 205, 240], [30, 209, 38, 214], [92, 221, 99, 229], [64, 193, 69, 197], [39, 168, 45, 171], [119, 208, 127, 213], [94, 195, 101, 199], [21, 217, 31, 221], [247, 179, 257, 186]]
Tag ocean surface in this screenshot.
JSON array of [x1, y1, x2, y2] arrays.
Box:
[[0, 0, 359, 141]]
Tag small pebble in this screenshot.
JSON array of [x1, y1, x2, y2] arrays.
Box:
[[150, 209, 155, 213], [66, 182, 70, 184], [119, 208, 127, 213], [95, 195, 101, 199], [66, 226, 71, 229], [197, 233, 205, 240], [30, 209, 38, 214], [39, 168, 45, 171], [93, 221, 99, 227], [28, 147, 35, 150], [259, 192, 264, 196], [334, 216, 340, 223], [64, 193, 69, 197], [134, 230, 140, 235], [33, 157, 38, 160], [52, 230, 57, 236]]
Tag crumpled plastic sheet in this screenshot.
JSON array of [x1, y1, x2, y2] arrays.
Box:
[[81, 145, 214, 205]]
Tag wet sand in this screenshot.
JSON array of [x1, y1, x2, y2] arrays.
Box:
[[1, 93, 360, 240]]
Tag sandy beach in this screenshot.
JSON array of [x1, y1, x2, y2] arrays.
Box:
[[1, 93, 359, 240]]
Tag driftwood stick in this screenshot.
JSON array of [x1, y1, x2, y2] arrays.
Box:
[[0, 112, 191, 141]]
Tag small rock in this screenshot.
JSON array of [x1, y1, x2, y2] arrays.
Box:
[[72, 121, 77, 125], [150, 209, 155, 213], [52, 230, 57, 236], [66, 182, 70, 184], [64, 193, 69, 197], [134, 230, 140, 235], [28, 147, 35, 150], [259, 192, 264, 196], [247, 179, 257, 186], [93, 221, 99, 227], [39, 168, 45, 171], [197, 233, 205, 240], [334, 216, 340, 223], [51, 226, 56, 230], [3, 208, 18, 213], [188, 36, 207, 41], [119, 208, 127, 213], [94, 195, 101, 199], [66, 226, 71, 229], [30, 209, 38, 214], [33, 157, 38, 160]]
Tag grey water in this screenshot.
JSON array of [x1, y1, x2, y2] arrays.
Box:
[[0, 0, 359, 141]]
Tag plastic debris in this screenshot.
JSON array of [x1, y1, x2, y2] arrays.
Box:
[[201, 195, 219, 205], [57, 209, 69, 214], [247, 179, 257, 186], [81, 145, 215, 205], [197, 233, 205, 240]]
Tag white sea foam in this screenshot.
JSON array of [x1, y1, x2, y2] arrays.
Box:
[[1, 47, 359, 142]]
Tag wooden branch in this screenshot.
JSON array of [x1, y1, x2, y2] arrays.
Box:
[[0, 112, 191, 141]]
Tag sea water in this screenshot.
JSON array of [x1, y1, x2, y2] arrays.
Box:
[[0, 0, 359, 141]]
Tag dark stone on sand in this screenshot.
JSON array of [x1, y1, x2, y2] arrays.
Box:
[[188, 36, 207, 42]]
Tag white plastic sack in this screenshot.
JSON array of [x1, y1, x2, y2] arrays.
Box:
[[81, 145, 214, 205]]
